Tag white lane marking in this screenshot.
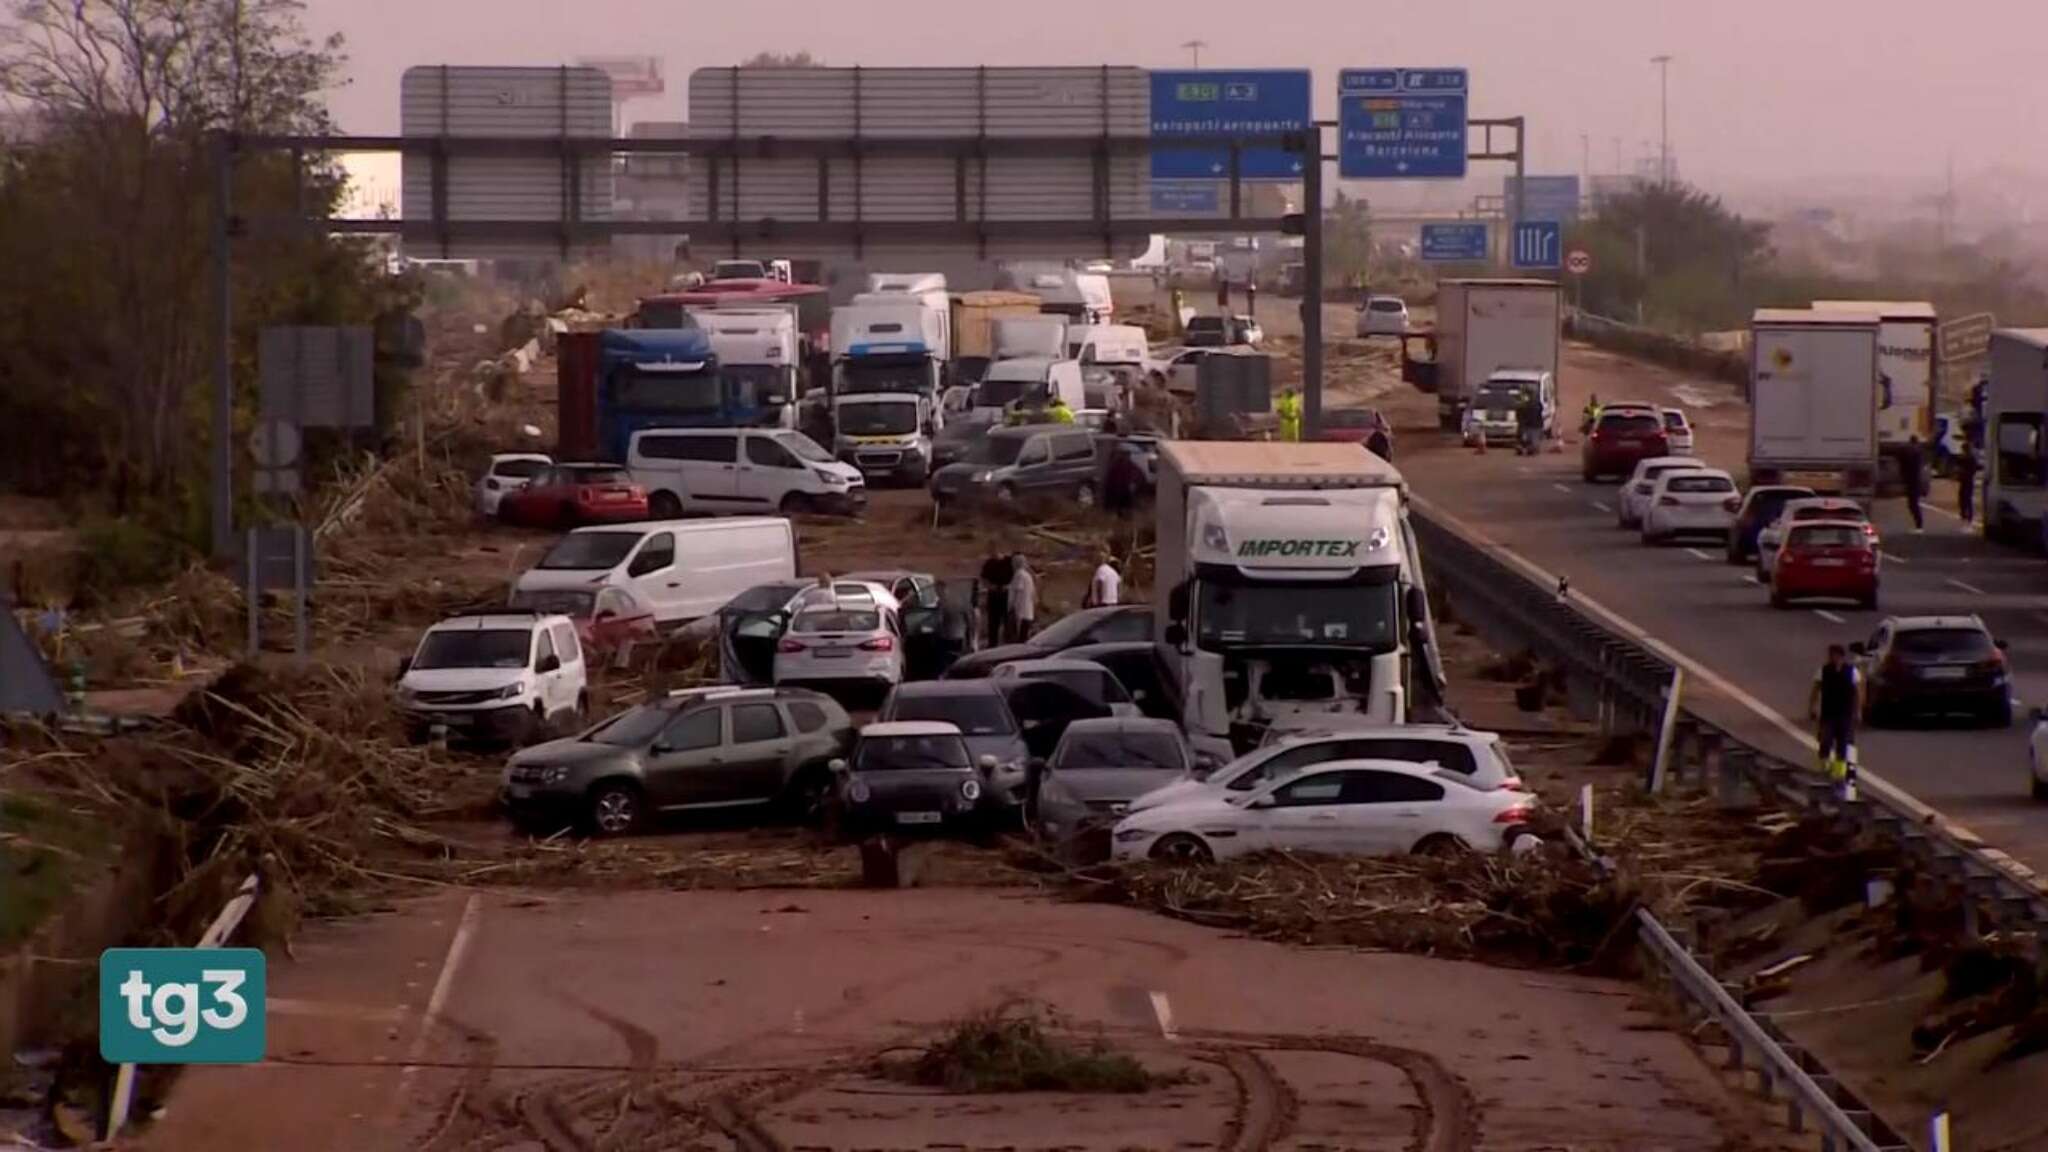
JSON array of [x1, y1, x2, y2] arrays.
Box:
[[1744, 574, 1763, 586], [1947, 577, 1988, 596], [1403, 493, 1965, 834], [395, 894, 482, 1104], [1552, 482, 1573, 494], [1591, 501, 1612, 513], [1149, 990, 1179, 1041], [1813, 609, 1846, 624], [1925, 503, 1961, 522], [1684, 548, 1713, 562], [1880, 551, 1908, 565]]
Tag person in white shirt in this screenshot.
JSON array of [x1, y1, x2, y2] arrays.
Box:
[[1007, 554, 1037, 642], [1087, 555, 1121, 607]]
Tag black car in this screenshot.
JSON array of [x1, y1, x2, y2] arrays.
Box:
[[1061, 641, 1180, 721], [1855, 615, 2012, 727], [878, 677, 1111, 806], [501, 686, 854, 836], [1725, 485, 1818, 563], [828, 721, 988, 838], [945, 605, 1155, 679], [1027, 717, 1193, 855]]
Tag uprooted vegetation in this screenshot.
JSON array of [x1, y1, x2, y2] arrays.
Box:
[[877, 1006, 1170, 1094]]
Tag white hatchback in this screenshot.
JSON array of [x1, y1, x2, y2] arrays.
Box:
[[1111, 759, 1537, 863], [773, 601, 905, 694], [1356, 295, 1411, 337], [1618, 456, 1704, 529], [1659, 408, 1695, 454], [475, 453, 552, 517], [1641, 468, 1739, 544]]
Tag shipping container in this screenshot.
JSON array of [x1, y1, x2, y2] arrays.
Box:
[[950, 291, 1043, 362], [400, 66, 616, 261]]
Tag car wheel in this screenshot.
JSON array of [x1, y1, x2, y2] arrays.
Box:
[[585, 781, 644, 837], [780, 764, 833, 822], [1148, 832, 1213, 864], [1987, 698, 2014, 729], [566, 692, 589, 734], [2033, 772, 2048, 802], [1074, 481, 1097, 508], [996, 483, 1017, 504], [780, 492, 816, 516], [1412, 833, 1469, 858], [521, 704, 546, 746], [648, 490, 683, 520], [1858, 591, 1879, 611]]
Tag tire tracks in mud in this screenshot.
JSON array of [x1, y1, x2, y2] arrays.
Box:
[[1192, 1030, 1479, 1152]]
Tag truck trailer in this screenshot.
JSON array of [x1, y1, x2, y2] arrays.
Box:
[[1748, 308, 1881, 498], [1982, 328, 2048, 548], [1153, 441, 1445, 753], [1421, 279, 1562, 431], [1813, 299, 1938, 482]]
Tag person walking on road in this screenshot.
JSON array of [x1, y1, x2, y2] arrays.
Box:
[[1104, 443, 1142, 517], [1276, 387, 1302, 442], [1580, 393, 1602, 435], [1807, 644, 1864, 788], [1085, 554, 1122, 608], [1007, 554, 1038, 643], [1957, 443, 1980, 526], [979, 553, 1013, 648], [1216, 276, 1231, 311], [1900, 435, 1926, 532], [1244, 281, 1258, 319]]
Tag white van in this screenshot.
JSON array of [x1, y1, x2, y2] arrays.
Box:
[[972, 357, 1086, 422], [1067, 324, 1150, 368], [628, 428, 864, 519], [513, 518, 798, 627]]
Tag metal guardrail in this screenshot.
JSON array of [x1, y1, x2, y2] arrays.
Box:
[[1407, 504, 2048, 1152]]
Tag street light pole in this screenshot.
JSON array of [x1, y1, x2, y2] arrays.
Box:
[[1650, 54, 1673, 186], [1181, 40, 1206, 68]]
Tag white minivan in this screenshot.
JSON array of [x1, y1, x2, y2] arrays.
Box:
[[628, 428, 864, 519], [512, 518, 797, 627], [971, 357, 1086, 422]]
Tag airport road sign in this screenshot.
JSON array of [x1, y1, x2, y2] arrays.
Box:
[[1149, 69, 1312, 181], [1420, 222, 1490, 263], [1337, 68, 1469, 180]]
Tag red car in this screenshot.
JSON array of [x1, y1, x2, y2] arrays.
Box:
[[509, 584, 659, 666], [1317, 407, 1391, 448], [1770, 520, 1879, 610], [496, 463, 649, 528], [1581, 408, 1671, 481]]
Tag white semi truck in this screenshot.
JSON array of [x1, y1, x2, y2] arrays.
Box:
[[1153, 441, 1445, 753], [1983, 328, 2048, 548], [1748, 308, 1881, 498], [693, 306, 800, 428], [1425, 279, 1562, 431]]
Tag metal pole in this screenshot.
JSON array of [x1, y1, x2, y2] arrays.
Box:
[[1651, 55, 1672, 186], [245, 528, 259, 655], [1510, 117, 1526, 228], [292, 524, 308, 658], [1302, 130, 1325, 439], [211, 131, 234, 558]]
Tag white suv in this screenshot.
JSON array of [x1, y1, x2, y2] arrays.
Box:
[[396, 612, 589, 746]]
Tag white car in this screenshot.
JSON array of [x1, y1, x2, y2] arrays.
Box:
[[395, 611, 588, 746], [1111, 759, 1538, 863], [1640, 468, 1740, 545], [475, 452, 552, 517], [1618, 457, 1704, 529], [2029, 708, 2048, 800], [773, 600, 905, 694], [1132, 724, 1524, 815], [1659, 407, 1695, 454], [1356, 295, 1411, 338], [1756, 497, 1875, 579]]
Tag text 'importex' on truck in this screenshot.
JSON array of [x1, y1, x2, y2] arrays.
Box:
[[1152, 441, 1446, 755]]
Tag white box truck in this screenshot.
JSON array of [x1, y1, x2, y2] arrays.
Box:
[[1431, 279, 1563, 431], [1813, 299, 1938, 478], [830, 301, 948, 484], [1153, 442, 1445, 753], [1748, 309, 1881, 498], [1983, 328, 2048, 548]]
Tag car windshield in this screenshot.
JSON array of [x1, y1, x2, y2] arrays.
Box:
[[1789, 526, 1865, 549], [838, 401, 919, 435], [563, 467, 631, 486], [585, 704, 673, 747], [963, 436, 1028, 467], [1054, 729, 1186, 771], [1662, 411, 1688, 429], [1029, 609, 1112, 649], [1475, 383, 1531, 409], [1027, 667, 1129, 704], [888, 692, 1015, 735], [1750, 490, 1814, 519], [723, 363, 789, 405], [537, 531, 641, 570], [1792, 505, 1864, 524], [1666, 474, 1733, 494], [1601, 414, 1662, 435], [412, 627, 530, 670], [855, 734, 972, 771], [1324, 409, 1376, 429], [508, 588, 596, 616], [494, 458, 549, 479], [778, 432, 834, 463], [1370, 299, 1405, 313], [839, 359, 929, 394], [1196, 580, 1398, 650], [1894, 628, 1996, 660], [793, 609, 879, 633], [973, 376, 1037, 408]]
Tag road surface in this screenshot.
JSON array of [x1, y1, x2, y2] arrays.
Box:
[[1372, 340, 2048, 875], [142, 888, 1776, 1151]]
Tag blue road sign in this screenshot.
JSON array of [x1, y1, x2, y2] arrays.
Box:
[[1150, 70, 1311, 181], [1512, 221, 1563, 269], [1150, 182, 1222, 214], [1420, 222, 1490, 263], [1504, 175, 1581, 223], [1337, 69, 1469, 180]]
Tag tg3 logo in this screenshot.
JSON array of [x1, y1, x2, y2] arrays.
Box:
[[100, 948, 267, 1064]]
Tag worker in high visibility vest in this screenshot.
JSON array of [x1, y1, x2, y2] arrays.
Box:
[[1275, 387, 1302, 442], [1581, 393, 1603, 434]]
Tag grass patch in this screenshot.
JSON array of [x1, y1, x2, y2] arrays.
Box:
[[878, 1007, 1166, 1094], [0, 791, 103, 949]]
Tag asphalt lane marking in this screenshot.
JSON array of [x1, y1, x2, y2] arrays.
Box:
[[1149, 991, 1179, 1041], [1881, 551, 1908, 565], [1925, 503, 1962, 522], [1591, 501, 1612, 513], [1684, 548, 1713, 562], [1947, 577, 1988, 596], [1813, 609, 1846, 624], [1744, 574, 1763, 586], [395, 893, 482, 1106]]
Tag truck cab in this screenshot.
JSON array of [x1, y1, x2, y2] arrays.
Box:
[[695, 307, 799, 430], [559, 329, 762, 465], [830, 300, 949, 484], [835, 391, 937, 485], [1153, 442, 1444, 753]]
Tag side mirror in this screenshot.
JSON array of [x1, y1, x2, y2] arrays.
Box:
[[395, 655, 412, 678], [828, 758, 849, 774], [1405, 584, 1430, 627], [535, 654, 563, 674], [1164, 622, 1188, 647], [1996, 638, 2010, 651], [1167, 582, 1189, 623], [1848, 642, 1867, 656]]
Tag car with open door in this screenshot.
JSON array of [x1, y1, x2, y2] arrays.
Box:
[[718, 576, 967, 685]]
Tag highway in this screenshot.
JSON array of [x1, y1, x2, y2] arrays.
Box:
[[1375, 341, 2048, 874]]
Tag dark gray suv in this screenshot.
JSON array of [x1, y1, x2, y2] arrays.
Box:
[[501, 686, 854, 836], [929, 424, 1101, 508]]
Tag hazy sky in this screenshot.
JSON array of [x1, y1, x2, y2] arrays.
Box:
[[308, 0, 2042, 197]]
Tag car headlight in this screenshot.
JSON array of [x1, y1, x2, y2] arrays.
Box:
[[540, 765, 571, 784], [494, 683, 525, 701], [960, 779, 982, 802], [1113, 827, 1153, 842], [812, 467, 844, 484], [394, 684, 417, 703], [848, 778, 872, 804], [972, 470, 994, 483]]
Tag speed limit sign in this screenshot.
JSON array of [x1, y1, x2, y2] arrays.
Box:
[[1565, 249, 1593, 276]]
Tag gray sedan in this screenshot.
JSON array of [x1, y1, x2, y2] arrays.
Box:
[[1028, 717, 1193, 854]]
